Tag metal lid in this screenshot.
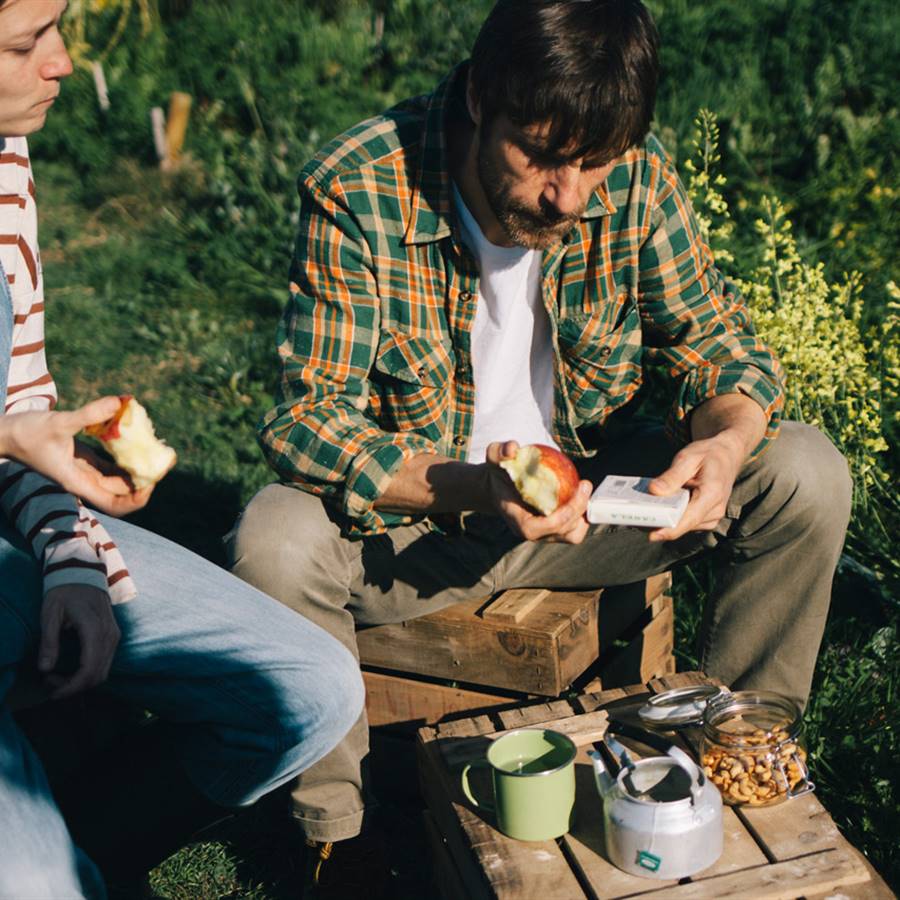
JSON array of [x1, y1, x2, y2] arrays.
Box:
[[637, 685, 727, 728]]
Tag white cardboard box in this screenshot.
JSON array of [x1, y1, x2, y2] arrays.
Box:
[[587, 475, 689, 528]]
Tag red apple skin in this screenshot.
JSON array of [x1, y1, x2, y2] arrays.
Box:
[[531, 444, 580, 509], [85, 394, 132, 442], [501, 443, 580, 515]]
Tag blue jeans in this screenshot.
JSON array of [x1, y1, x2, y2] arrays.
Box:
[[0, 513, 364, 899]]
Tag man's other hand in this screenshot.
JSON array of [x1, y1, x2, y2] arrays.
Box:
[[5, 397, 153, 516], [486, 440, 593, 544], [38, 584, 120, 699], [645, 430, 745, 542]]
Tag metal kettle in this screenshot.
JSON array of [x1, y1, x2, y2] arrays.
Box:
[[588, 728, 723, 879]]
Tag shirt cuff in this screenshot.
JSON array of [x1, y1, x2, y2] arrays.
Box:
[[667, 368, 784, 459], [42, 541, 110, 597], [342, 432, 437, 535]]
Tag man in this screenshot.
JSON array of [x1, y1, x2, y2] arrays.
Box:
[[229, 0, 851, 890], [0, 2, 364, 897]]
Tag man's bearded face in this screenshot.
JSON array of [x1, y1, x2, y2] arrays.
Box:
[[474, 116, 616, 250]]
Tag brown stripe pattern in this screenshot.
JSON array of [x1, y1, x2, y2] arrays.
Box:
[[0, 136, 136, 603]]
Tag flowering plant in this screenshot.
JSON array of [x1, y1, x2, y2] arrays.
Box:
[[686, 111, 899, 585]]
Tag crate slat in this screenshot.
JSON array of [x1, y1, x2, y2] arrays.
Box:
[[363, 670, 518, 728], [481, 588, 551, 624], [634, 848, 869, 899], [424, 809, 472, 900]]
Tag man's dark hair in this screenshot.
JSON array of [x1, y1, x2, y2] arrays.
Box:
[[469, 0, 660, 162]]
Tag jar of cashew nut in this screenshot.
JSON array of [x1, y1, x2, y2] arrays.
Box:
[[700, 691, 814, 807]]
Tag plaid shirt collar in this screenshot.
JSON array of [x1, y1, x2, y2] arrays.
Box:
[[403, 63, 616, 247]]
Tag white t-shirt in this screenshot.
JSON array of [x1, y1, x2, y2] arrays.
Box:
[[453, 184, 557, 463]]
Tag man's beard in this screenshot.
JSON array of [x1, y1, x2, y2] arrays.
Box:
[[477, 142, 584, 250]]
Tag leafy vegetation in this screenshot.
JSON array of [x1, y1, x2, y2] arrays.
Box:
[[27, 0, 898, 895]]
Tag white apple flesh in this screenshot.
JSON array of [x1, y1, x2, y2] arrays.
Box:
[[499, 444, 579, 516], [86, 396, 177, 489]]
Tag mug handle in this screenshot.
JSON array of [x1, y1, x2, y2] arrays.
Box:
[[461, 760, 495, 812]]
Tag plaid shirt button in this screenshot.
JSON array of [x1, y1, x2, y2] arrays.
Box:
[[459, 291, 474, 303], [452, 435, 466, 446], [599, 346, 612, 357]]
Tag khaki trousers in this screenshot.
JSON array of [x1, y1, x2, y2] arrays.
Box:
[[226, 421, 851, 842]]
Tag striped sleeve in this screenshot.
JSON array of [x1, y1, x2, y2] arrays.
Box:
[[637, 146, 785, 457], [0, 138, 136, 602]]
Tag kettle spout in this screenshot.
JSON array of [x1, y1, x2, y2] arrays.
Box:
[[588, 749, 615, 798]]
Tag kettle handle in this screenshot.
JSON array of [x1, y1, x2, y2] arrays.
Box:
[[666, 745, 704, 805], [607, 720, 705, 804]]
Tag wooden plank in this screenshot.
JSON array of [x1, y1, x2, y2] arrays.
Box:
[[805, 849, 896, 899], [574, 683, 650, 714], [481, 588, 551, 624], [637, 848, 869, 899], [495, 697, 582, 731], [357, 589, 600, 695], [439, 708, 607, 771], [691, 806, 768, 877], [417, 730, 495, 899], [737, 791, 882, 900], [363, 669, 519, 727], [439, 710, 611, 772], [424, 809, 471, 900]]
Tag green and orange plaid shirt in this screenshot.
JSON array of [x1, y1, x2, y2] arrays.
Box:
[[260, 65, 785, 535]]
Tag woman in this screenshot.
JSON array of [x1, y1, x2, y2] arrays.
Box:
[[0, 2, 364, 897]]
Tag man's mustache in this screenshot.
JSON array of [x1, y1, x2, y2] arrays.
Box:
[[511, 199, 582, 231]]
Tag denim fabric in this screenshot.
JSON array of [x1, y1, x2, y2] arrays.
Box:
[[0, 512, 364, 899], [0, 258, 11, 411]]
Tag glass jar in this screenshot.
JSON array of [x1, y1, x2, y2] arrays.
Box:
[[699, 690, 814, 807]]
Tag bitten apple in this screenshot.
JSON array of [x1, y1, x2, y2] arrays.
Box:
[[85, 395, 177, 489], [499, 444, 580, 516]]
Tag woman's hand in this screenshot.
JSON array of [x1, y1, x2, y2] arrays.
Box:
[[2, 397, 152, 515]]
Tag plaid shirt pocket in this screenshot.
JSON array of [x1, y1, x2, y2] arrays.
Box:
[[372, 329, 455, 436], [558, 295, 643, 424]]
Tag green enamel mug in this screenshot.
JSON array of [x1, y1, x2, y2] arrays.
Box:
[[461, 728, 577, 841]]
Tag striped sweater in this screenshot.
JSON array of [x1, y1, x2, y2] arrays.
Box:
[[0, 136, 135, 603]]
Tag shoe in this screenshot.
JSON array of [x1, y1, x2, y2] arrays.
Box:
[[302, 830, 389, 900]]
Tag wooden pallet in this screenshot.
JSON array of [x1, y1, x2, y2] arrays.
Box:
[[416, 671, 894, 900], [361, 574, 674, 728]]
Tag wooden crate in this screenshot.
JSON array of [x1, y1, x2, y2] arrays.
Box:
[[363, 594, 674, 727], [359, 573, 672, 695], [416, 671, 894, 900]]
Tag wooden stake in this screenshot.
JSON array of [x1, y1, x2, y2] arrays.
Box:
[[91, 61, 110, 111], [150, 106, 167, 164], [163, 91, 192, 169]]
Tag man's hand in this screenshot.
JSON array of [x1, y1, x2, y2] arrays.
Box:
[[646, 431, 744, 542], [38, 584, 121, 699], [3, 397, 152, 516], [646, 394, 767, 542], [486, 440, 593, 544]]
